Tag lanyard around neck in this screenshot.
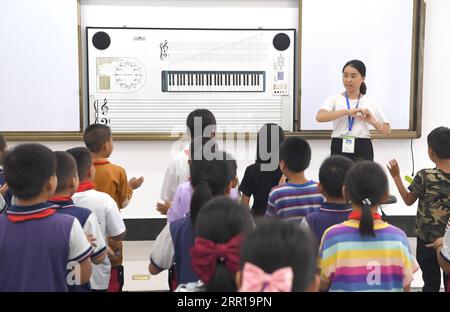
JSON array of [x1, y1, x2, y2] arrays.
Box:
[[345, 92, 361, 132]]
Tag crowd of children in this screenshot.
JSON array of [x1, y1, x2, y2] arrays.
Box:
[[0, 125, 134, 292], [147, 110, 449, 293], [1, 109, 450, 292]]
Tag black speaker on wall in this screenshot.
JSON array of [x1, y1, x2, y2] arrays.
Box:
[[273, 33, 290, 51], [92, 31, 111, 50]]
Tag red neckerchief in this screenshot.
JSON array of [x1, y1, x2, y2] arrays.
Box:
[[77, 181, 95, 192], [93, 159, 110, 165], [48, 196, 72, 202], [8, 209, 56, 223], [348, 211, 382, 220]]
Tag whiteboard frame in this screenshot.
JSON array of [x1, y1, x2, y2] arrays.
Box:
[[3, 0, 425, 141], [295, 0, 425, 140]]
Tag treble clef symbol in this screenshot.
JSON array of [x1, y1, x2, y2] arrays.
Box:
[[101, 98, 109, 116], [160, 40, 168, 60]]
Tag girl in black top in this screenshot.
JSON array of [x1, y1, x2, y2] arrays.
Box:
[[239, 124, 285, 217]]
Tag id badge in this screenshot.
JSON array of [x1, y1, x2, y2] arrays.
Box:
[[342, 136, 355, 154]]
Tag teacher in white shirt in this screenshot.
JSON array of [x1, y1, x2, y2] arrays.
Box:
[[316, 60, 391, 161]]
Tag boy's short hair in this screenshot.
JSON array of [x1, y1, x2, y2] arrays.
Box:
[[427, 126, 450, 159], [186, 109, 216, 139], [0, 134, 6, 152], [54, 151, 78, 193], [66, 147, 93, 181], [319, 155, 354, 198], [4, 143, 56, 200], [279, 137, 311, 173], [83, 124, 112, 153]]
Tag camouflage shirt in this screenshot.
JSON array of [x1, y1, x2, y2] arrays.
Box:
[[409, 168, 450, 242]]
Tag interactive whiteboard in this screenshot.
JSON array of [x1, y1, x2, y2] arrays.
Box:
[[300, 0, 417, 132], [86, 28, 296, 134]]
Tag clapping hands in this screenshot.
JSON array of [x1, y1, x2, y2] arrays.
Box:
[[129, 176, 144, 190], [156, 201, 171, 215]]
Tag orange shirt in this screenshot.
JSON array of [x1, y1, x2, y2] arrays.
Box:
[[93, 159, 132, 209]]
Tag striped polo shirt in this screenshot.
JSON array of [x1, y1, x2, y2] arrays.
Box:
[[265, 181, 323, 223], [50, 198, 107, 261], [302, 202, 353, 242], [319, 219, 419, 292]]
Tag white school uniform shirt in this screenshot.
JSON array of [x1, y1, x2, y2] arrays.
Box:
[[160, 147, 190, 202], [321, 94, 389, 139], [0, 195, 5, 214], [149, 223, 174, 271], [54, 201, 107, 261], [441, 219, 450, 265], [69, 217, 94, 262], [83, 213, 107, 260], [72, 189, 126, 290], [0, 195, 16, 214]]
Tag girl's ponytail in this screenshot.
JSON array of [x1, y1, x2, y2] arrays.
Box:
[[344, 161, 389, 237], [190, 180, 212, 227], [189, 153, 233, 227], [206, 261, 237, 292], [359, 198, 375, 236]]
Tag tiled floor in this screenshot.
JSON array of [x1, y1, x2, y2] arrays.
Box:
[[121, 239, 445, 292], [122, 241, 169, 292]]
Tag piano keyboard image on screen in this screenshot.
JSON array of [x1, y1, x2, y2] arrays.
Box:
[[161, 71, 265, 93]]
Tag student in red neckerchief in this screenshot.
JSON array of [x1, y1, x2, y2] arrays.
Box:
[[49, 151, 107, 291], [0, 144, 92, 291], [83, 124, 143, 210], [318, 161, 419, 292], [83, 124, 143, 292], [68, 147, 126, 292]]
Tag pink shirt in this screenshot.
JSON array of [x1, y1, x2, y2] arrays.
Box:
[[168, 181, 240, 223]]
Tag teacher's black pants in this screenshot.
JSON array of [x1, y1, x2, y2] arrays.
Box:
[[331, 138, 374, 162]]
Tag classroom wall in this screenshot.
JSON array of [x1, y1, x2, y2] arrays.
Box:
[[6, 0, 450, 220]]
